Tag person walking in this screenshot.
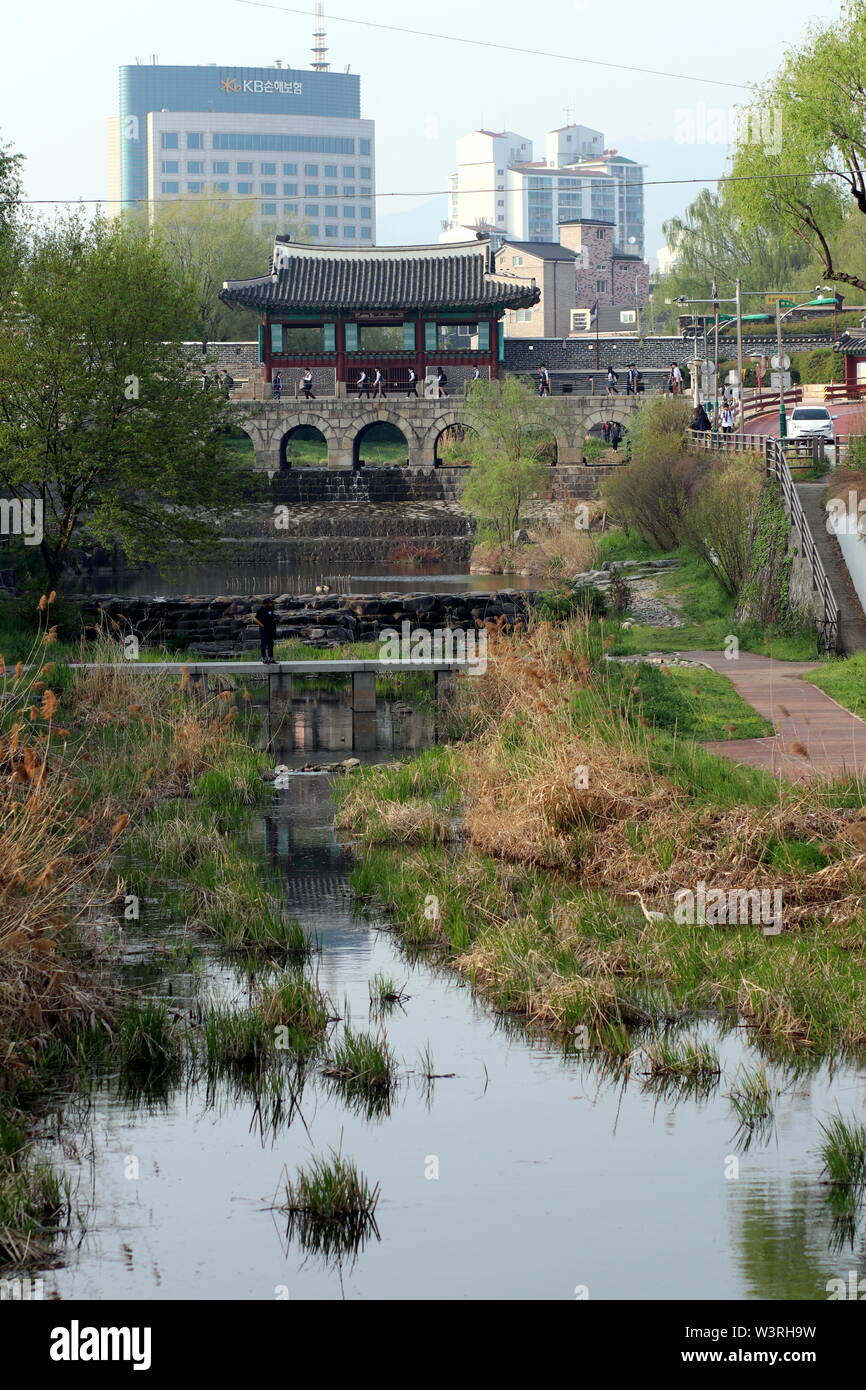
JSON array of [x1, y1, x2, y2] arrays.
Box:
[[537, 364, 551, 397], [356, 368, 371, 400], [437, 368, 448, 398], [602, 420, 611, 444], [610, 421, 623, 452], [625, 364, 638, 395], [253, 597, 278, 665], [406, 367, 419, 398], [373, 367, 386, 398], [669, 362, 683, 396], [222, 369, 234, 398], [721, 404, 735, 434], [272, 372, 282, 401], [606, 366, 619, 396], [301, 368, 315, 400]]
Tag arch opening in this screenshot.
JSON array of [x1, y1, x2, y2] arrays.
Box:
[[279, 425, 329, 470], [353, 421, 409, 467], [525, 426, 558, 466], [221, 424, 255, 468], [435, 423, 477, 466]]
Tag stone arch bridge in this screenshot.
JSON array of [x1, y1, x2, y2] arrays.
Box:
[[231, 396, 640, 472]]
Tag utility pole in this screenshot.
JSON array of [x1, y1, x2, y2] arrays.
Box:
[[735, 277, 744, 436], [776, 298, 787, 439]]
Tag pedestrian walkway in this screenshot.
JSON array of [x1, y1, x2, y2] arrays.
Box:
[[684, 650, 866, 781]]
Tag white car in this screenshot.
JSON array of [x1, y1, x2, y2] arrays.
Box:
[[787, 406, 837, 441]]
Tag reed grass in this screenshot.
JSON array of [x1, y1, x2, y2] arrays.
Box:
[[279, 1150, 380, 1261], [819, 1114, 866, 1187]]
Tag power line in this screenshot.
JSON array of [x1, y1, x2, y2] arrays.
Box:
[[233, 0, 750, 90], [16, 170, 832, 206]]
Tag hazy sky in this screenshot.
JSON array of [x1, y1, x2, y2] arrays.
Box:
[[2, 0, 847, 255]]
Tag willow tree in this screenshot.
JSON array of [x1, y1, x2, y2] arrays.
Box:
[[0, 211, 241, 590], [461, 378, 554, 546], [729, 0, 866, 293]]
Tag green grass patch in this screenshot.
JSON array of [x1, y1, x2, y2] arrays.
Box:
[[806, 653, 866, 719]]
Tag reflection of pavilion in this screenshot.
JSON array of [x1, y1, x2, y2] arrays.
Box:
[[220, 234, 539, 401]]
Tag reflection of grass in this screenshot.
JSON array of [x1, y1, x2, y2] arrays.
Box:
[[279, 1151, 381, 1264], [0, 1112, 71, 1267], [728, 1063, 776, 1150], [819, 1114, 866, 1187]]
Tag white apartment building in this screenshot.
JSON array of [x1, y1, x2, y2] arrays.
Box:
[[444, 125, 644, 259]]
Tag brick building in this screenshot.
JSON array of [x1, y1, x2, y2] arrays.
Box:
[[495, 219, 650, 339]]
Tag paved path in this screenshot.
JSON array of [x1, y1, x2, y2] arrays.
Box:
[[685, 650, 866, 782]]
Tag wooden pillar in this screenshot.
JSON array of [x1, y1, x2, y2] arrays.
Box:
[[335, 318, 346, 396], [352, 671, 376, 712], [489, 317, 500, 380], [352, 710, 377, 751], [415, 316, 426, 382]]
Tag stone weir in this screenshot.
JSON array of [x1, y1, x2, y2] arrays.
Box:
[[83, 589, 536, 657]]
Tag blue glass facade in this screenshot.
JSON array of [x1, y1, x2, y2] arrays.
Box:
[[118, 64, 362, 205]]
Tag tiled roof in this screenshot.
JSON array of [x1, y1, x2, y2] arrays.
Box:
[[835, 332, 866, 354], [221, 239, 540, 313]]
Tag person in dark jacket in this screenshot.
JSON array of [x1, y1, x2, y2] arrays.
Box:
[[357, 369, 371, 400], [272, 372, 282, 400], [610, 421, 623, 452], [406, 367, 419, 398], [254, 598, 278, 664], [691, 404, 711, 432], [301, 368, 315, 399], [602, 420, 611, 444]]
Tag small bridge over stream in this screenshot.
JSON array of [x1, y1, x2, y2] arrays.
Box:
[[231, 396, 640, 472]]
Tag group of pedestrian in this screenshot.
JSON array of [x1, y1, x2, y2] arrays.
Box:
[[356, 367, 452, 398], [201, 368, 235, 396], [690, 400, 737, 434], [602, 420, 623, 451]]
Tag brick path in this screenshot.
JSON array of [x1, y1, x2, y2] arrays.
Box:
[[685, 650, 866, 782]]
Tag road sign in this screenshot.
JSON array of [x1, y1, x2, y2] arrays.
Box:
[[765, 295, 795, 307], [770, 353, 791, 371], [698, 360, 716, 376], [770, 371, 792, 390]]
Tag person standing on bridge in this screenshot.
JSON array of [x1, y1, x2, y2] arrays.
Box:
[[437, 368, 449, 398], [373, 367, 386, 399], [406, 367, 419, 398], [606, 366, 619, 396], [537, 364, 551, 397], [272, 372, 282, 401], [301, 368, 315, 400], [254, 597, 278, 665], [669, 362, 683, 396], [625, 364, 638, 395], [721, 404, 735, 434], [357, 368, 371, 400]]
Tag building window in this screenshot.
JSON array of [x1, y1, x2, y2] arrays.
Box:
[[324, 164, 338, 177], [324, 205, 338, 218], [215, 181, 230, 193], [304, 163, 319, 176], [187, 133, 204, 149], [307, 225, 319, 236], [161, 181, 179, 194], [359, 139, 371, 155], [344, 225, 356, 238], [514, 309, 534, 322], [596, 279, 607, 292], [324, 184, 337, 196], [360, 166, 372, 180], [284, 203, 298, 215], [324, 225, 338, 238], [213, 160, 229, 174], [187, 161, 204, 174], [360, 184, 371, 196], [237, 161, 253, 175], [213, 134, 355, 153], [360, 206, 372, 219], [161, 161, 179, 174], [261, 182, 277, 195], [187, 181, 204, 193], [161, 133, 179, 150], [596, 228, 606, 239], [283, 183, 297, 196], [237, 182, 253, 195], [262, 202, 277, 216], [343, 206, 355, 219], [342, 166, 355, 178], [361, 228, 372, 239], [304, 183, 319, 196], [343, 185, 355, 197], [261, 161, 276, 175], [512, 255, 524, 267], [497, 199, 504, 207], [305, 204, 319, 217], [283, 163, 297, 175]]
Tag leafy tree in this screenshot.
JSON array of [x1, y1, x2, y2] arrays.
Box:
[[461, 379, 554, 546], [0, 211, 242, 591], [729, 0, 866, 293], [600, 396, 698, 550], [130, 194, 305, 347], [0, 131, 23, 243]]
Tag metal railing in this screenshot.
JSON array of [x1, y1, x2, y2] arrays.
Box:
[[689, 428, 841, 652]]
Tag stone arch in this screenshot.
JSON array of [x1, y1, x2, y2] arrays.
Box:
[[277, 414, 338, 469], [351, 418, 412, 467], [433, 419, 477, 465]]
